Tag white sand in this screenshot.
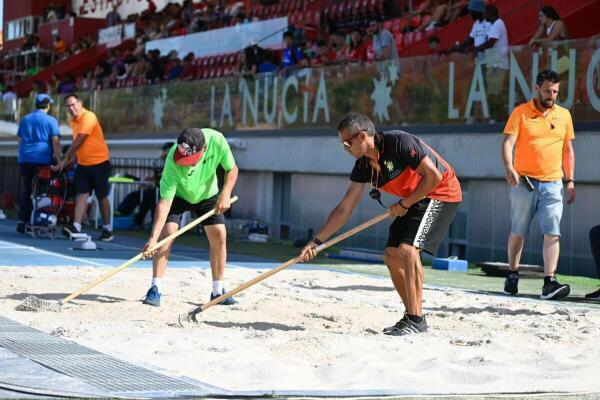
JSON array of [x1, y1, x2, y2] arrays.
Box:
[[1, 265, 599, 395]]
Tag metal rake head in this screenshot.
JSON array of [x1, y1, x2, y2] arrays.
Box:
[[177, 307, 203, 327]]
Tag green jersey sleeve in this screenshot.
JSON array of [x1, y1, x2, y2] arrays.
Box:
[[159, 149, 179, 200]]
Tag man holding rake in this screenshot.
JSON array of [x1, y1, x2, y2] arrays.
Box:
[[300, 113, 462, 336], [141, 128, 238, 307]]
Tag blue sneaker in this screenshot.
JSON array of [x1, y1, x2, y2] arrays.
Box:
[[142, 285, 161, 307], [210, 289, 238, 305]]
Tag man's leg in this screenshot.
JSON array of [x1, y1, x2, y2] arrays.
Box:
[[98, 196, 112, 227], [508, 234, 525, 271], [73, 193, 90, 226], [398, 243, 424, 317], [539, 181, 569, 300], [152, 222, 179, 279], [204, 224, 227, 282], [383, 246, 409, 307], [18, 164, 35, 226], [542, 234, 560, 276], [204, 223, 237, 304], [143, 221, 178, 307]]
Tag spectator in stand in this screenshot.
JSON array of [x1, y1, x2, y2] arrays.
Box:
[[146, 50, 165, 82], [80, 70, 94, 91], [31, 80, 47, 98], [181, 0, 195, 22], [58, 74, 77, 94], [311, 40, 337, 66], [244, 41, 266, 73], [2, 85, 18, 122], [146, 0, 157, 15], [476, 4, 509, 121], [418, 0, 450, 31], [94, 59, 112, 89], [281, 31, 307, 69], [346, 29, 368, 62], [25, 62, 41, 77], [46, 4, 59, 22], [106, 4, 122, 27], [330, 31, 349, 63], [21, 35, 36, 51], [53, 35, 66, 55], [180, 53, 196, 80], [367, 19, 398, 61], [170, 21, 187, 36], [237, 51, 255, 78], [167, 58, 184, 80], [428, 36, 441, 52], [49, 74, 61, 95], [440, 0, 489, 63], [16, 94, 62, 234], [529, 6, 568, 47]]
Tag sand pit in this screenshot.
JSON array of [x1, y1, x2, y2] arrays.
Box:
[[1, 265, 599, 395]]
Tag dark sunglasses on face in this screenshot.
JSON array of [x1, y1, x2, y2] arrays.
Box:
[[340, 131, 362, 154]]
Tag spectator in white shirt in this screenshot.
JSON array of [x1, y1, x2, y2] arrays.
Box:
[[440, 0, 490, 63], [2, 85, 18, 122], [474, 5, 509, 121]]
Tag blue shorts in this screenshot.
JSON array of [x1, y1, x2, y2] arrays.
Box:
[[510, 179, 563, 237]]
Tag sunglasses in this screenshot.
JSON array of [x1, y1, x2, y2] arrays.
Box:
[[340, 131, 363, 154]]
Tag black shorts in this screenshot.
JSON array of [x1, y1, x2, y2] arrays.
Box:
[[386, 198, 460, 255], [166, 194, 225, 226], [74, 161, 111, 199]]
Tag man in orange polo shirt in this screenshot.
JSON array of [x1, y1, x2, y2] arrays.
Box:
[[58, 94, 113, 242], [502, 69, 575, 300]]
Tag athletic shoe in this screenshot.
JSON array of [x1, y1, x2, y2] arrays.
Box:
[[62, 224, 80, 238], [16, 222, 26, 234], [584, 288, 600, 300], [142, 285, 161, 307], [98, 229, 114, 242], [503, 272, 519, 295], [384, 314, 428, 336], [540, 279, 570, 300], [383, 313, 408, 333], [210, 289, 238, 305]]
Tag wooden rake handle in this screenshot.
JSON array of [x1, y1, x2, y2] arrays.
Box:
[[189, 210, 390, 316], [60, 196, 239, 305]]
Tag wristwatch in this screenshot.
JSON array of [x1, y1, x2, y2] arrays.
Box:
[[564, 179, 575, 184], [311, 237, 323, 246]]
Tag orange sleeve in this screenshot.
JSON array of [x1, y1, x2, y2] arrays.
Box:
[[565, 112, 575, 140], [503, 108, 521, 136], [75, 113, 97, 136]]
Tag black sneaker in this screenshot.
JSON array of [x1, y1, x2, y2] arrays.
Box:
[[383, 313, 407, 334], [584, 288, 600, 300], [383, 314, 428, 336], [98, 229, 114, 242], [540, 279, 570, 300], [503, 272, 519, 295], [16, 222, 26, 234], [62, 224, 80, 238]]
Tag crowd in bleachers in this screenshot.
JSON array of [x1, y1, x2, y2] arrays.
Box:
[[0, 0, 590, 99]]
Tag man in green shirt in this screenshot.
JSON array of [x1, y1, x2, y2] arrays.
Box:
[[141, 128, 239, 307]]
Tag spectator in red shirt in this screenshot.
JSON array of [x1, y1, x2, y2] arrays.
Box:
[[147, 0, 157, 14], [310, 40, 337, 66], [180, 53, 196, 80], [346, 29, 368, 62]]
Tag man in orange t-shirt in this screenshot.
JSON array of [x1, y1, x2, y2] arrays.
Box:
[[58, 94, 113, 242], [501, 69, 575, 301]]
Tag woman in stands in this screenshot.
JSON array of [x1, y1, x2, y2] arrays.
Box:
[[345, 29, 368, 62], [529, 6, 568, 46]]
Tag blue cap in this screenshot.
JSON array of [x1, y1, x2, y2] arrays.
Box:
[[468, 0, 485, 12], [35, 93, 53, 106]]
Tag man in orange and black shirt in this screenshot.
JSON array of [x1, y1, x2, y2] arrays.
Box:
[[300, 112, 462, 336], [58, 93, 113, 242], [502, 69, 575, 301]]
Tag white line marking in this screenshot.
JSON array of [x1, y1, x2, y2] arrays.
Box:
[[106, 241, 203, 261], [24, 246, 110, 267]]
